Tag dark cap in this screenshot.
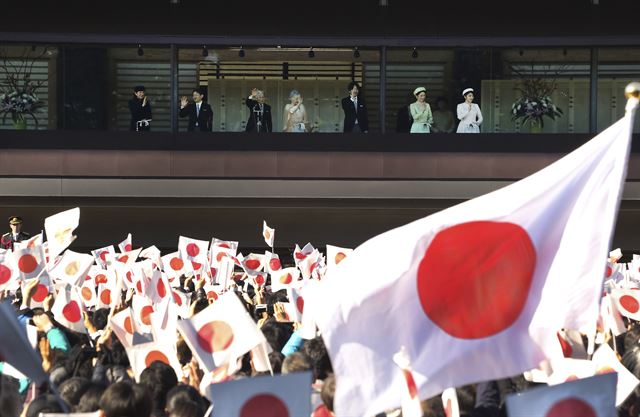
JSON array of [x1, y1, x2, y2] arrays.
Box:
[[8, 216, 22, 225], [133, 85, 146, 92]]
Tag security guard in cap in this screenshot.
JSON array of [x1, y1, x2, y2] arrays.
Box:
[[1, 216, 31, 250]]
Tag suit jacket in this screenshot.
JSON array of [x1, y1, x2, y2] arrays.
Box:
[[128, 97, 152, 131], [245, 98, 272, 133], [341, 96, 369, 133], [1, 231, 31, 250], [396, 104, 413, 133], [179, 102, 213, 132]]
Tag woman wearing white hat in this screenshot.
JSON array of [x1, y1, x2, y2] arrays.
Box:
[[456, 88, 483, 133], [409, 87, 433, 133]]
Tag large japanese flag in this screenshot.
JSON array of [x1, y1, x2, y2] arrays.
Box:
[[506, 373, 617, 417], [205, 372, 312, 417], [44, 207, 80, 259], [0, 301, 48, 384], [177, 292, 266, 373], [48, 250, 94, 287], [316, 104, 637, 417]]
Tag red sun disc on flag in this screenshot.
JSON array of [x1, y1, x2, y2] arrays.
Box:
[[99, 251, 108, 262], [18, 254, 38, 273], [0, 265, 11, 284], [95, 274, 107, 285], [605, 266, 613, 278], [295, 252, 306, 260], [32, 284, 49, 302], [565, 375, 579, 382], [264, 230, 271, 240], [445, 399, 452, 417], [197, 320, 234, 353], [206, 291, 218, 301], [170, 257, 184, 271], [81, 287, 93, 301], [245, 259, 261, 270], [239, 394, 290, 417], [124, 244, 132, 252], [136, 281, 143, 294], [620, 295, 640, 313], [145, 350, 170, 367], [210, 267, 217, 277], [186, 243, 200, 257], [218, 243, 230, 249], [335, 252, 347, 265], [545, 397, 596, 417], [173, 291, 183, 306], [124, 316, 134, 334], [255, 275, 265, 286], [191, 261, 202, 271], [157, 279, 166, 298], [64, 261, 80, 276], [269, 258, 282, 271], [557, 332, 573, 357], [100, 289, 111, 305], [216, 252, 228, 262], [62, 300, 82, 322], [279, 273, 293, 284], [417, 221, 536, 339], [296, 296, 305, 314], [140, 305, 154, 326], [126, 271, 133, 283], [118, 255, 129, 263]]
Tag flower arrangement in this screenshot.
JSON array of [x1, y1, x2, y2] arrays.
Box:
[[0, 48, 47, 129], [511, 72, 563, 129]]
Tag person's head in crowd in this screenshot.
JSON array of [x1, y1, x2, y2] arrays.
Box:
[[8, 216, 22, 235], [414, 87, 427, 104], [254, 89, 266, 104], [25, 394, 63, 417], [165, 385, 208, 417], [321, 374, 336, 413], [282, 351, 313, 375], [620, 386, 640, 417], [302, 337, 333, 381], [623, 346, 640, 379], [268, 351, 285, 374], [64, 344, 97, 380], [133, 85, 146, 100], [462, 87, 475, 103], [624, 323, 640, 353], [260, 319, 294, 352], [347, 81, 360, 98], [91, 308, 110, 331], [99, 381, 151, 417], [436, 96, 449, 110], [192, 88, 205, 104], [75, 383, 106, 413], [139, 361, 178, 417], [167, 400, 203, 417], [177, 337, 193, 366], [59, 376, 90, 409], [0, 375, 21, 417], [265, 289, 288, 305]]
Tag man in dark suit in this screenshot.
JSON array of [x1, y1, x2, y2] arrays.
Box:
[[179, 88, 213, 132], [1, 216, 31, 250], [128, 85, 152, 131], [245, 88, 272, 133], [341, 81, 369, 133]]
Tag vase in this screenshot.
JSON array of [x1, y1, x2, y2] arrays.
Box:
[[529, 121, 542, 134], [12, 115, 27, 130]]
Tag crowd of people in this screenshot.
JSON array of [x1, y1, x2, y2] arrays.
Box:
[[128, 82, 483, 134], [2, 211, 640, 417]]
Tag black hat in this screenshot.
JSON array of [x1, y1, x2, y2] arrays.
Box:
[[133, 85, 146, 92], [8, 216, 22, 225]]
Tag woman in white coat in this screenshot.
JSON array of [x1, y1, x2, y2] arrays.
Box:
[[456, 88, 483, 133]]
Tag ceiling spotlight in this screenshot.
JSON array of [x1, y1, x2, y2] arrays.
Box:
[[202, 45, 209, 57], [354, 47, 360, 59], [137, 44, 144, 57], [308, 47, 315, 58], [411, 47, 418, 59], [239, 46, 245, 58]]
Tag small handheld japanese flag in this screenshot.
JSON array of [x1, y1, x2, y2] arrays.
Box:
[[591, 343, 640, 406], [178, 236, 209, 271], [162, 251, 190, 280], [506, 373, 617, 417], [263, 221, 275, 248], [44, 207, 80, 259], [326, 244, 353, 274], [48, 250, 94, 287], [126, 341, 182, 382], [13, 245, 45, 281], [177, 292, 266, 373], [92, 245, 116, 269], [118, 233, 133, 253], [0, 250, 18, 291], [51, 286, 87, 334], [205, 372, 312, 417], [610, 289, 640, 321]]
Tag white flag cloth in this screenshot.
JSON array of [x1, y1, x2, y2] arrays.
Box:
[[325, 244, 353, 275], [205, 372, 312, 417], [51, 286, 87, 334], [140, 245, 162, 269], [12, 245, 45, 281], [126, 341, 182, 382], [315, 109, 636, 417], [0, 301, 47, 383], [48, 250, 94, 287], [177, 292, 266, 373], [118, 233, 133, 253], [556, 329, 588, 359], [91, 245, 116, 269], [44, 207, 80, 259], [591, 343, 640, 406], [0, 250, 18, 291], [506, 373, 617, 417], [13, 232, 43, 251], [262, 220, 275, 247], [161, 251, 191, 280], [178, 236, 209, 271], [610, 288, 640, 321]]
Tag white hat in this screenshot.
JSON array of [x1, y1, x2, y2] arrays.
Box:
[[462, 88, 474, 96], [413, 87, 427, 97]]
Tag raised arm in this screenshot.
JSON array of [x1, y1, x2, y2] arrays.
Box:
[[426, 104, 434, 126]]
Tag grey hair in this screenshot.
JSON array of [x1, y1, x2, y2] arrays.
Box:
[[289, 89, 301, 99], [255, 90, 265, 98]]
